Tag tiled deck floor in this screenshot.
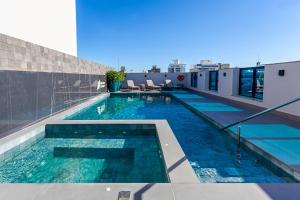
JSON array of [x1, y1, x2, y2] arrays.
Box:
[[169, 90, 300, 178], [2, 183, 300, 200]]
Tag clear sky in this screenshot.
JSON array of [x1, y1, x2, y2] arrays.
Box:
[[76, 0, 300, 72]]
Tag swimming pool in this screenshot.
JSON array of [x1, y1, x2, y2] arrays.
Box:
[[66, 92, 293, 183], [0, 124, 168, 183]]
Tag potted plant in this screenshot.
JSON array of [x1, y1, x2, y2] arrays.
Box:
[[106, 70, 125, 92]]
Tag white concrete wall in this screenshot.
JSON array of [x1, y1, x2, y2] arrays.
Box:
[[264, 62, 300, 116], [124, 73, 188, 88], [199, 71, 209, 91], [186, 63, 300, 117], [0, 0, 77, 56], [187, 71, 209, 92], [218, 68, 239, 97]]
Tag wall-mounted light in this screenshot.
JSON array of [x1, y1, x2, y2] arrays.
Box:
[[278, 69, 285, 76], [144, 74, 147, 77], [223, 72, 227, 77], [199, 73, 202, 77]]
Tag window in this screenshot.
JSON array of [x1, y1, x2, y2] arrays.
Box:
[[239, 66, 264, 99], [209, 71, 218, 91], [191, 72, 198, 88]]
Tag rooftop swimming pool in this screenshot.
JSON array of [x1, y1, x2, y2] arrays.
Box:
[[66, 92, 293, 183], [0, 124, 168, 183], [0, 92, 295, 183]]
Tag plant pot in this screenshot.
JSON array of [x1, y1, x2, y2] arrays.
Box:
[[108, 81, 122, 92]]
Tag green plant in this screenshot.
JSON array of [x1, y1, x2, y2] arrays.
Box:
[[106, 70, 125, 82]]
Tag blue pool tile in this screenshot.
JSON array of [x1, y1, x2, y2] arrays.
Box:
[[228, 124, 300, 171], [172, 94, 204, 99], [187, 102, 241, 112], [251, 140, 300, 165], [229, 124, 300, 139], [0, 126, 168, 183], [169, 90, 189, 94]]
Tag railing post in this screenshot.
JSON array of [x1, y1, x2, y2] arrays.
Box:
[[237, 125, 241, 146]]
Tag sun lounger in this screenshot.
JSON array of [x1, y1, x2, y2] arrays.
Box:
[[146, 80, 161, 90], [127, 80, 140, 90]]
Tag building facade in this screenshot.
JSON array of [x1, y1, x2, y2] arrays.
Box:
[[0, 0, 77, 56], [168, 59, 186, 73], [148, 65, 161, 73], [191, 60, 230, 71]]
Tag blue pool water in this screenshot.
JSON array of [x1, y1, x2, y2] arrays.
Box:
[[0, 124, 167, 183], [67, 93, 292, 183]]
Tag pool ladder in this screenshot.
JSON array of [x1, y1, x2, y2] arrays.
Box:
[[222, 96, 300, 145]]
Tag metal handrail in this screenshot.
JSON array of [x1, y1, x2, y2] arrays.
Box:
[[222, 96, 300, 130]]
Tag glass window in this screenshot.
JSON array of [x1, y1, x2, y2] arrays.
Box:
[[239, 68, 254, 98], [209, 71, 218, 91], [191, 72, 198, 88], [255, 67, 264, 99], [239, 66, 264, 99]]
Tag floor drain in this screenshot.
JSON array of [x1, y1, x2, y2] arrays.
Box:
[[118, 191, 130, 200]]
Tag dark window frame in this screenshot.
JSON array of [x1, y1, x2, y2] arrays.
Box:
[[209, 71, 219, 91], [190, 72, 198, 88], [239, 66, 264, 100]]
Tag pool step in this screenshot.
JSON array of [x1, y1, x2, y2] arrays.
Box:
[[45, 123, 156, 139], [53, 147, 135, 159]]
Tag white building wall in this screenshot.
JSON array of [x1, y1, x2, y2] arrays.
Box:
[[199, 71, 209, 91], [188, 71, 209, 91], [0, 0, 77, 56], [187, 62, 300, 117], [218, 68, 239, 97], [264, 62, 300, 116]]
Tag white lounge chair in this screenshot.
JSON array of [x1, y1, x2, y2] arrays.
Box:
[[127, 80, 140, 90], [146, 80, 161, 90]]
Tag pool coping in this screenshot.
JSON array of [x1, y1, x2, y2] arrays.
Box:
[[46, 120, 199, 184]]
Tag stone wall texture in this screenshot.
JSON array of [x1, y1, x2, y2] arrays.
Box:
[[0, 33, 112, 74]]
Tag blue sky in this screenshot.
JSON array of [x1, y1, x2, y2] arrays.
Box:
[[76, 0, 300, 72]]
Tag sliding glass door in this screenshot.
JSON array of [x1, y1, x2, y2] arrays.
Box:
[[191, 72, 198, 88], [239, 66, 264, 99], [209, 71, 218, 91]]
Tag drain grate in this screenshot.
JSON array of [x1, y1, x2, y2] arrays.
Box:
[[118, 191, 130, 200]]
